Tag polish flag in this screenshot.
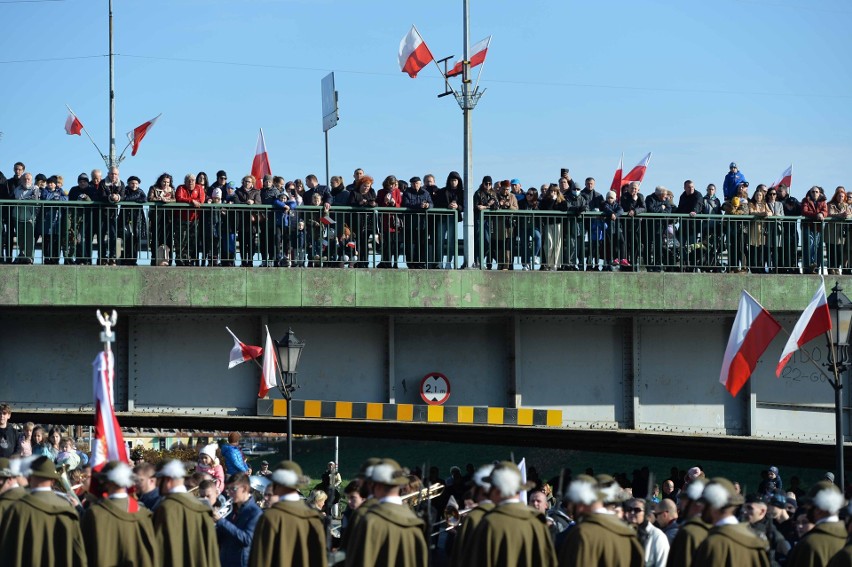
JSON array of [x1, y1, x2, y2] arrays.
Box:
[[777, 282, 831, 376], [720, 291, 782, 397], [610, 153, 624, 192], [399, 25, 434, 78], [64, 112, 83, 136], [251, 128, 272, 186], [226, 327, 263, 369], [91, 351, 130, 470], [622, 152, 652, 184], [259, 326, 279, 398], [770, 165, 793, 190], [127, 114, 161, 156], [447, 36, 492, 78]]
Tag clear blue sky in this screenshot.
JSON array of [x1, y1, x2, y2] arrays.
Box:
[[1, 0, 849, 199]]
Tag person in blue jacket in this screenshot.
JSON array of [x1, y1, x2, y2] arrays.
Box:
[[217, 472, 263, 567], [723, 162, 748, 201]]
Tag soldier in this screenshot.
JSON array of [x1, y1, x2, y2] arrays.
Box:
[[0, 455, 87, 567], [0, 457, 26, 513], [82, 461, 158, 567], [338, 456, 380, 553], [557, 474, 643, 567], [152, 459, 221, 567], [691, 477, 770, 567], [468, 460, 557, 567], [248, 461, 325, 567], [345, 458, 428, 567], [786, 480, 846, 567], [666, 480, 710, 567], [449, 464, 495, 567]]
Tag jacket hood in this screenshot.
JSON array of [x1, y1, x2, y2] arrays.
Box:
[[445, 171, 464, 191]]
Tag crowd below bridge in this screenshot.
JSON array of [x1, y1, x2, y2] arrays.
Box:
[[2, 403, 852, 566], [0, 161, 849, 274]]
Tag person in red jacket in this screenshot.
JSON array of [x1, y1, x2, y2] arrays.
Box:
[[376, 175, 403, 268], [801, 185, 827, 274], [175, 173, 205, 266]]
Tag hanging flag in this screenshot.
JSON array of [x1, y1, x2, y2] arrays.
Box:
[[226, 327, 263, 369], [259, 326, 278, 398], [398, 25, 434, 78], [770, 165, 793, 190], [610, 153, 624, 192], [777, 282, 831, 376], [622, 152, 652, 184], [251, 129, 272, 186], [64, 112, 83, 136], [91, 351, 130, 471], [446, 36, 492, 78], [518, 457, 528, 505], [720, 291, 782, 397], [127, 114, 161, 156]]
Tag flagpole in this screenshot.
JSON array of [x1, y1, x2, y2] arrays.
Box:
[[461, 0, 474, 269], [108, 0, 117, 167], [67, 105, 109, 163]]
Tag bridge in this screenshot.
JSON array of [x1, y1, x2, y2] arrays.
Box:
[[0, 264, 847, 468]]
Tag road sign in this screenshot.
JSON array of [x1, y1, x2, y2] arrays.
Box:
[[420, 372, 451, 405], [321, 72, 339, 132]]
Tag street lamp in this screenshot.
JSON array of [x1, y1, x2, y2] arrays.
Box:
[[274, 328, 305, 461], [826, 282, 852, 490]]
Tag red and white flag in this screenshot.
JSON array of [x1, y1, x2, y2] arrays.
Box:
[[64, 112, 83, 136], [259, 326, 278, 398], [447, 35, 492, 78], [610, 153, 624, 192], [127, 114, 161, 156], [622, 152, 652, 184], [91, 351, 129, 471], [770, 165, 793, 190], [251, 128, 272, 186], [226, 327, 263, 369], [399, 25, 434, 78], [777, 282, 831, 376], [720, 291, 782, 397]]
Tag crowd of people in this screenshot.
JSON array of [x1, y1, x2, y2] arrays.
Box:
[[1, 402, 852, 567], [0, 161, 848, 273]]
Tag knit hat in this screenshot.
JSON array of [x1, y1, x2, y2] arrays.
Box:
[[199, 444, 218, 462], [482, 175, 493, 185], [271, 460, 311, 489], [212, 188, 222, 199]]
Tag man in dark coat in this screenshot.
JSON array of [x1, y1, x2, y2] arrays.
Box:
[[0, 403, 21, 457], [666, 479, 710, 567], [558, 474, 643, 567], [249, 461, 326, 567], [153, 459, 221, 567], [218, 472, 262, 567], [345, 458, 427, 567], [82, 461, 158, 567], [449, 464, 495, 567], [692, 477, 770, 567], [786, 481, 847, 567], [0, 455, 87, 567]]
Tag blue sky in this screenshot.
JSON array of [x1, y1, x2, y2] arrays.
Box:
[[1, 0, 849, 199]]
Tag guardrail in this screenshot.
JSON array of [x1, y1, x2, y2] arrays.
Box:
[[0, 199, 847, 273]]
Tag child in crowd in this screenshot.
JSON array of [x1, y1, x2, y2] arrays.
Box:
[[17, 421, 34, 457], [197, 443, 226, 493], [56, 436, 81, 470]]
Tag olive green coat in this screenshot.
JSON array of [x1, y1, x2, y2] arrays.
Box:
[[344, 501, 428, 567], [469, 501, 557, 567], [558, 511, 643, 567], [248, 499, 327, 567], [787, 521, 848, 567], [692, 523, 771, 567], [0, 490, 87, 567], [666, 516, 712, 567], [449, 502, 495, 567], [827, 542, 852, 567], [0, 486, 26, 514], [82, 497, 158, 567], [153, 492, 220, 567]]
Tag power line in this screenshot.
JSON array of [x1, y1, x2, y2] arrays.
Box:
[[0, 0, 65, 3], [0, 54, 106, 64]]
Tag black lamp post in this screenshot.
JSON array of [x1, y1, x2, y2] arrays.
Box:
[[826, 282, 852, 490], [275, 328, 304, 461]]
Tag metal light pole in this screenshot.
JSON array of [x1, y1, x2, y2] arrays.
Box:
[[275, 328, 305, 461], [826, 282, 852, 490], [108, 0, 116, 167]]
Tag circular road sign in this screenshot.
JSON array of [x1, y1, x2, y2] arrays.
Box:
[[420, 372, 451, 406]]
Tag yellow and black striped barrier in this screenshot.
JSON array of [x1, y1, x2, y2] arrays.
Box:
[[257, 399, 562, 427]]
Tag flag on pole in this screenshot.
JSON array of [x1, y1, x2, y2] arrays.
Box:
[[518, 457, 528, 505], [446, 36, 492, 77], [622, 152, 652, 184], [770, 165, 793, 190], [251, 129, 272, 186], [610, 153, 624, 192], [64, 112, 83, 136], [226, 327, 263, 369], [127, 114, 161, 156], [777, 282, 831, 376], [259, 327, 278, 398], [720, 291, 782, 397], [398, 25, 434, 78], [91, 351, 129, 471]]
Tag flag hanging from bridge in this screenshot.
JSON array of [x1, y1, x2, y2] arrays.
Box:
[[251, 128, 272, 187], [91, 351, 130, 470], [259, 326, 279, 398], [226, 327, 263, 369], [777, 281, 831, 376], [610, 153, 623, 192], [720, 290, 781, 397]]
